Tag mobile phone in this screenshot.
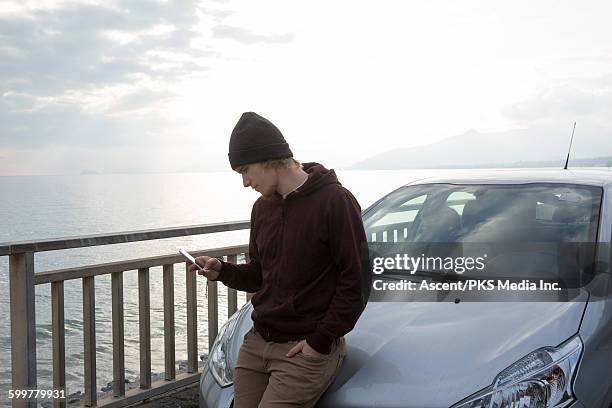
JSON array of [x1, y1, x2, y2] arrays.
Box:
[[179, 248, 210, 297], [179, 248, 204, 271]]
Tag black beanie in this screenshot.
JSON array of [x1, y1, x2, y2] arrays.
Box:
[[228, 112, 293, 169]]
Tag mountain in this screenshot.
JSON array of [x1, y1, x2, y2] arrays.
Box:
[[348, 126, 612, 170]]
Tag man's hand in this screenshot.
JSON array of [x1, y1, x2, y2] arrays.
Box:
[[187, 256, 221, 281], [286, 340, 325, 359]]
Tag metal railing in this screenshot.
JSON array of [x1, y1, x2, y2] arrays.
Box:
[[1, 220, 252, 407]]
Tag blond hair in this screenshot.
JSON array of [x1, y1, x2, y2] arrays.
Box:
[[235, 157, 301, 173]]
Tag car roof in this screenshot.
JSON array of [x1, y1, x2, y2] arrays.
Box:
[[404, 168, 612, 188]]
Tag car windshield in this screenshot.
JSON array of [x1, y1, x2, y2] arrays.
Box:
[[363, 183, 603, 282]]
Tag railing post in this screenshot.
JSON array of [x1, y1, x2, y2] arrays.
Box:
[[82, 276, 96, 407], [51, 281, 66, 408], [9, 252, 36, 408], [226, 255, 238, 318], [138, 268, 151, 389], [163, 264, 175, 380], [111, 272, 125, 396], [186, 263, 198, 373], [207, 279, 218, 352]]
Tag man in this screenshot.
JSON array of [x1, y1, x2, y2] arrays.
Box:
[[188, 112, 371, 407]]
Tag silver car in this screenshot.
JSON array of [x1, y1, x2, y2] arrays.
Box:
[[200, 169, 612, 408]]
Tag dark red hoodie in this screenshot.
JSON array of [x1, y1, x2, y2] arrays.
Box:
[[216, 162, 371, 354]]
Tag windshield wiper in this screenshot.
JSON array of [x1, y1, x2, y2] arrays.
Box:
[[378, 269, 468, 282], [376, 270, 421, 282]]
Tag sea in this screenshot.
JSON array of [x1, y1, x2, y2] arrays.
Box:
[[0, 168, 451, 401]]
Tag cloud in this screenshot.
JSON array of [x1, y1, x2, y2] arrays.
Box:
[[0, 0, 302, 174], [0, 0, 218, 157], [200, 5, 235, 23], [498, 72, 612, 160], [0, 1, 211, 96], [502, 73, 612, 128], [105, 88, 175, 115], [212, 24, 295, 44], [0, 94, 171, 149]]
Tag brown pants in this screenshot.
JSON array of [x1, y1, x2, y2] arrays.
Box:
[[233, 326, 347, 408]]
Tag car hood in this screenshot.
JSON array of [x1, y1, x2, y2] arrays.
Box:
[[313, 296, 588, 408]]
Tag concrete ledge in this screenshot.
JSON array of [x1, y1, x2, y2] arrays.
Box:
[[96, 372, 201, 408]]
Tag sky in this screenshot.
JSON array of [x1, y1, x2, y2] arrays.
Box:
[[1, 0, 612, 175]]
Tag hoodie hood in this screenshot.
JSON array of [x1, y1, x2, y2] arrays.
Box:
[[271, 162, 341, 201]]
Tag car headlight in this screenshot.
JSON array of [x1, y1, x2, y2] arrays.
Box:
[[208, 305, 248, 387], [452, 335, 583, 408]]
